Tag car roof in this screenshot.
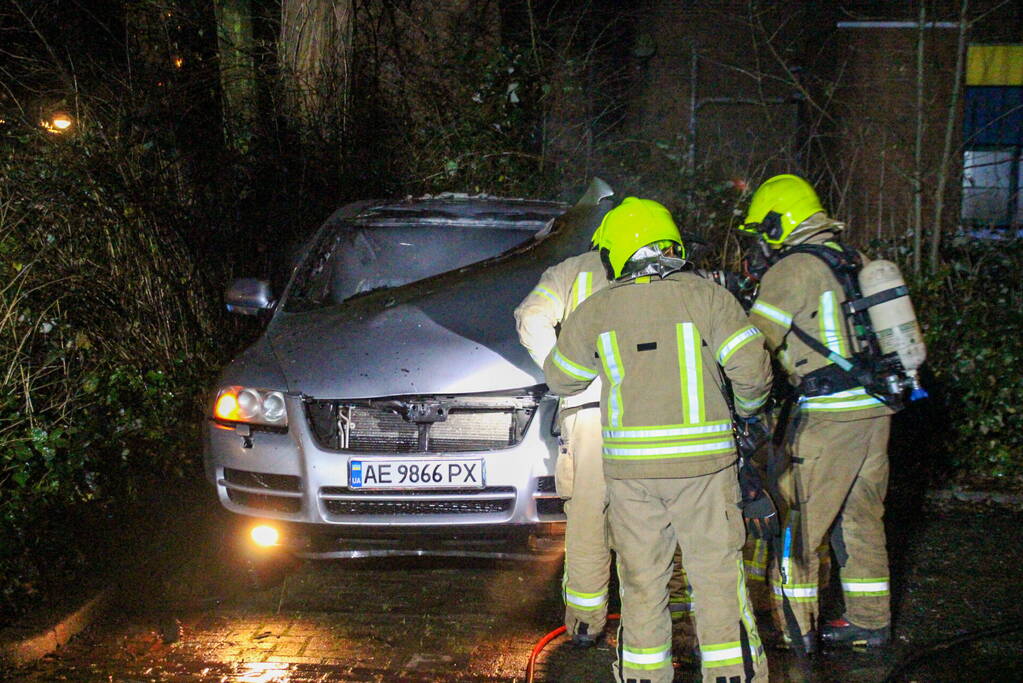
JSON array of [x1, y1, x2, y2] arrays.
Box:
[[347, 194, 568, 230]]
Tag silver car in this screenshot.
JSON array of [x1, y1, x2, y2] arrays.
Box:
[[204, 179, 614, 560]]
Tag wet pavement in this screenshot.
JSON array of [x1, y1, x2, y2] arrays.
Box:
[[3, 495, 1022, 682]]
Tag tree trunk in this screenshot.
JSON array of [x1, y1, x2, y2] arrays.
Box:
[[214, 0, 259, 155], [278, 0, 353, 143], [929, 0, 969, 273]]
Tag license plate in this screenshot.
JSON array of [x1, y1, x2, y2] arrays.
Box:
[[349, 458, 485, 489]]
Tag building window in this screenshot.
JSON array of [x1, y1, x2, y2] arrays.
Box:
[[961, 147, 1021, 228], [962, 44, 1023, 232]]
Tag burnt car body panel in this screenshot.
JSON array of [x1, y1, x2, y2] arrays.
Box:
[[204, 181, 613, 558]]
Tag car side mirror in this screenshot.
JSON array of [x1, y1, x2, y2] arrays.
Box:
[[225, 278, 275, 316]]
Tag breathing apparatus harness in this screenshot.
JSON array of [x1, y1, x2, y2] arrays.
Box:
[[775, 241, 912, 411]]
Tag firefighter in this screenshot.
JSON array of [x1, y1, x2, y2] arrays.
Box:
[[514, 244, 610, 647], [740, 174, 894, 651], [544, 197, 773, 683], [514, 233, 695, 650]]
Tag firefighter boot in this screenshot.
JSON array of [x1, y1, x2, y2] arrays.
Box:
[[821, 618, 890, 648], [778, 628, 819, 655], [571, 622, 602, 649]]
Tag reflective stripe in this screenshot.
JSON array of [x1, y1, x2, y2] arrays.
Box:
[[598, 331, 625, 427], [819, 290, 847, 356], [745, 562, 767, 579], [735, 389, 770, 413], [677, 323, 704, 424], [842, 578, 890, 595], [531, 285, 562, 307], [702, 642, 744, 667], [717, 325, 763, 365], [746, 539, 768, 580], [772, 582, 819, 602], [621, 642, 671, 669], [570, 271, 593, 312], [550, 349, 597, 382], [799, 387, 884, 412], [602, 422, 731, 440], [802, 397, 884, 410], [751, 300, 793, 327], [565, 587, 608, 610], [603, 438, 735, 459], [669, 600, 694, 614], [736, 556, 764, 660]]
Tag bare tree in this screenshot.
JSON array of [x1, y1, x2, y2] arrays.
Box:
[[278, 0, 354, 144], [214, 0, 258, 154], [929, 0, 970, 273]]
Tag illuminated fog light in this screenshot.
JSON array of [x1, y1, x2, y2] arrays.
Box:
[[250, 525, 280, 547]]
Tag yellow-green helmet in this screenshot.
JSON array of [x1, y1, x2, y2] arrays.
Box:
[[595, 197, 683, 279], [740, 174, 825, 247]]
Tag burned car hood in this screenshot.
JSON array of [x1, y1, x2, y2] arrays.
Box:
[[268, 302, 536, 397], [267, 186, 612, 399]]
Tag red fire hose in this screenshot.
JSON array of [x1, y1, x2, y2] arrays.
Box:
[[525, 613, 621, 683]]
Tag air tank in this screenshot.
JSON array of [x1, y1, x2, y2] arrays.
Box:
[[858, 259, 928, 399]]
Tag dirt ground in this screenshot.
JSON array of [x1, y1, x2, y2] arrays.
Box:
[[3, 486, 1022, 682]]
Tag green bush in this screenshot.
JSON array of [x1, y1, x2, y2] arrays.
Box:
[[0, 120, 221, 621], [910, 238, 1023, 481]]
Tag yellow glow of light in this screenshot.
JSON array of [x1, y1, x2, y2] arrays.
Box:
[[214, 391, 239, 421], [173, 57, 184, 68], [41, 113, 73, 134], [235, 662, 293, 683], [250, 525, 280, 547]]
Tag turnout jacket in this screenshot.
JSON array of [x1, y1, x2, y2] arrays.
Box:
[[514, 250, 606, 409], [544, 271, 773, 479], [749, 232, 891, 420]]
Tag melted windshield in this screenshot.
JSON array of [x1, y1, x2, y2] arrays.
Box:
[[283, 216, 545, 313]]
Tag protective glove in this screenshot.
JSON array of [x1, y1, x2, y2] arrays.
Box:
[[738, 456, 779, 540], [734, 414, 769, 459]]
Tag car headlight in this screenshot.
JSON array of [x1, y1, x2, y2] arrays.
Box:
[[214, 386, 289, 427]]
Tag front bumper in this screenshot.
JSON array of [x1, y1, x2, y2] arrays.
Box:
[[203, 394, 565, 555]]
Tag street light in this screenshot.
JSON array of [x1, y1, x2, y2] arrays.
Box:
[[42, 111, 73, 134]]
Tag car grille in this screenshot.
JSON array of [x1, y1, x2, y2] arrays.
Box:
[[319, 486, 516, 517], [533, 476, 564, 516], [222, 468, 302, 513], [536, 497, 565, 516], [305, 390, 541, 453]]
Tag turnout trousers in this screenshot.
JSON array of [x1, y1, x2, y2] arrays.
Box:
[[669, 536, 771, 657], [771, 413, 892, 634], [608, 468, 768, 683], [558, 407, 611, 637]]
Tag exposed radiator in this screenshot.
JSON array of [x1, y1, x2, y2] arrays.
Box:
[[305, 391, 540, 454]]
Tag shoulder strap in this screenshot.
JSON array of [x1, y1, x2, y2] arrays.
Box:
[[777, 241, 881, 357], [774, 243, 895, 403], [778, 241, 862, 301]]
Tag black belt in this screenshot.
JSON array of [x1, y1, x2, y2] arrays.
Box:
[[798, 364, 861, 397]]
